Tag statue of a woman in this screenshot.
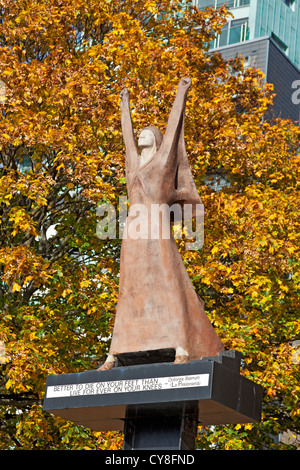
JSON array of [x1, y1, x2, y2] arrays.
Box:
[[99, 78, 224, 371]]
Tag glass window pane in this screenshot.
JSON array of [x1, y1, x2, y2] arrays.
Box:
[[229, 25, 242, 44], [219, 26, 229, 46], [217, 0, 234, 8], [197, 1, 215, 9]]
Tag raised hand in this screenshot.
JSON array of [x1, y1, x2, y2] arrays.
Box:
[[120, 87, 130, 102], [179, 77, 192, 89]]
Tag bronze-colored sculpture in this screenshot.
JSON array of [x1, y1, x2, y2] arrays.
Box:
[[99, 78, 224, 371]]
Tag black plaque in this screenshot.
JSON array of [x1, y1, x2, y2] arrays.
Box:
[[43, 350, 263, 435]]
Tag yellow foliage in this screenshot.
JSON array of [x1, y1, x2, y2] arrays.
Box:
[[12, 283, 21, 292], [0, 0, 299, 452]]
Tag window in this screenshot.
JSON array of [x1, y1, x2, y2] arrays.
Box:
[[271, 32, 288, 52], [243, 55, 258, 69], [282, 0, 295, 10], [229, 18, 249, 44], [212, 17, 249, 48]]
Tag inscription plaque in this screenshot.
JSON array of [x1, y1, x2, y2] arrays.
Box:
[[46, 373, 210, 399]]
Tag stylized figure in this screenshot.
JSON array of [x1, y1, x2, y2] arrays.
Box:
[[99, 78, 224, 371]]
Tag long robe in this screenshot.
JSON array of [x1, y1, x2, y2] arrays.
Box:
[[109, 80, 224, 360]]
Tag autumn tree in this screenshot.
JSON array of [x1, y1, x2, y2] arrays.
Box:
[[0, 0, 299, 450]]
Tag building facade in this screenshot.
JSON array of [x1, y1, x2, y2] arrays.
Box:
[[193, 0, 300, 122]]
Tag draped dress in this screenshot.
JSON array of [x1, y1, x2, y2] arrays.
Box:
[[109, 79, 224, 361]]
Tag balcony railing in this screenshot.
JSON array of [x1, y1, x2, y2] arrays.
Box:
[[194, 0, 250, 10]]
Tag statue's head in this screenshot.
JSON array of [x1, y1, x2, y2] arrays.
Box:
[[138, 126, 163, 153]]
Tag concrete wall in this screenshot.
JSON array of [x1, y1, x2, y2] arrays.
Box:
[[212, 36, 268, 74]]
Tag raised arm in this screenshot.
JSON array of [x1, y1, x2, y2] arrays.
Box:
[[160, 77, 191, 167], [120, 88, 139, 173]]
